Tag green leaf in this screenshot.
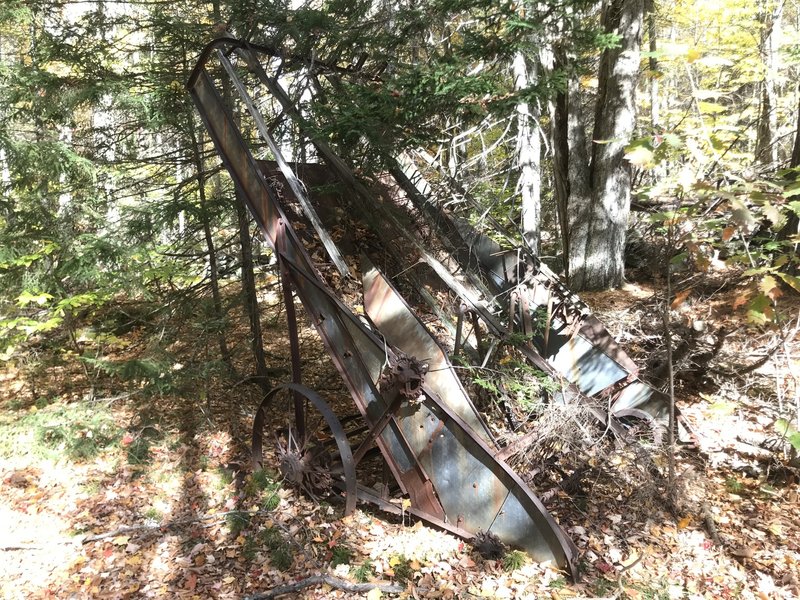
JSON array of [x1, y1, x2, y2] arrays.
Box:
[[783, 183, 800, 198], [776, 418, 796, 436], [670, 251, 688, 265], [662, 133, 683, 148], [747, 293, 774, 325], [762, 202, 786, 230], [16, 291, 53, 307], [774, 421, 800, 450], [776, 272, 800, 294]]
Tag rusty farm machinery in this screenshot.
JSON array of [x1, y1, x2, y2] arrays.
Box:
[[187, 37, 675, 578]]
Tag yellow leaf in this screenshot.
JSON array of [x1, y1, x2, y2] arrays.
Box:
[[113, 535, 130, 546], [401, 498, 411, 510], [768, 521, 783, 536], [759, 275, 781, 301], [677, 516, 691, 529], [366, 588, 382, 600], [686, 47, 702, 63], [621, 552, 640, 568], [624, 144, 655, 168], [389, 555, 402, 567]]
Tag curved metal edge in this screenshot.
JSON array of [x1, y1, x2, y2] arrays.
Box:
[[418, 382, 580, 579], [251, 383, 357, 516], [186, 35, 371, 92], [612, 407, 666, 446]]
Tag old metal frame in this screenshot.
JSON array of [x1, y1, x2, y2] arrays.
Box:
[[188, 37, 581, 576]]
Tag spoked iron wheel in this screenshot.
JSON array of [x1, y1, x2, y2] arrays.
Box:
[[252, 383, 357, 515]]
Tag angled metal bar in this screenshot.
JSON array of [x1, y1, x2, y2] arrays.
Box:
[[216, 48, 350, 279]]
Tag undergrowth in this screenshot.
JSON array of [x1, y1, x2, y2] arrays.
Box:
[[0, 398, 121, 461]]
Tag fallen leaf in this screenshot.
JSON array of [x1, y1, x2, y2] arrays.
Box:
[[595, 560, 614, 574], [671, 289, 691, 309], [731, 546, 755, 560], [621, 552, 640, 568], [185, 572, 197, 591], [366, 588, 382, 600], [677, 516, 691, 529], [767, 522, 783, 536]]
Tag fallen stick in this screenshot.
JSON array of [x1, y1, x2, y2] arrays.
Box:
[[244, 575, 404, 599]]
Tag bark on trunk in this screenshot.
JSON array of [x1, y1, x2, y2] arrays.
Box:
[[647, 0, 659, 129], [513, 51, 542, 254], [571, 0, 643, 290], [553, 46, 594, 284], [755, 0, 784, 167]]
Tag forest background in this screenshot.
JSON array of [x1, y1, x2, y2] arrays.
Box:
[[1, 0, 799, 598]]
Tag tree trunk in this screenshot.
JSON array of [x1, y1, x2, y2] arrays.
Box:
[[513, 51, 542, 254], [792, 84, 800, 168], [570, 0, 643, 290], [755, 0, 784, 167], [780, 83, 800, 255], [647, 0, 659, 129], [236, 196, 272, 396], [188, 121, 233, 374], [553, 48, 594, 284]]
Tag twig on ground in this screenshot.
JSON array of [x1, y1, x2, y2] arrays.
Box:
[[243, 575, 405, 599]]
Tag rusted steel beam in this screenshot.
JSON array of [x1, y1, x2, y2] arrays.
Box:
[[216, 48, 350, 279]]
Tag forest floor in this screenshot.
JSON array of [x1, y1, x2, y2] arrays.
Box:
[[1, 272, 799, 600]]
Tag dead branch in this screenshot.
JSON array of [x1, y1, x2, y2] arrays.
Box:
[[243, 575, 405, 599]]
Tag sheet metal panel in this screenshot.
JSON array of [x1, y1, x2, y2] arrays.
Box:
[[362, 257, 493, 443]]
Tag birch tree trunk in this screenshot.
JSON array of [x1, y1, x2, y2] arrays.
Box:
[[570, 0, 644, 290], [647, 0, 659, 129], [513, 50, 542, 254]]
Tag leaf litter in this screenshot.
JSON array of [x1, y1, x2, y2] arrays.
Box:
[[0, 283, 799, 599]]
